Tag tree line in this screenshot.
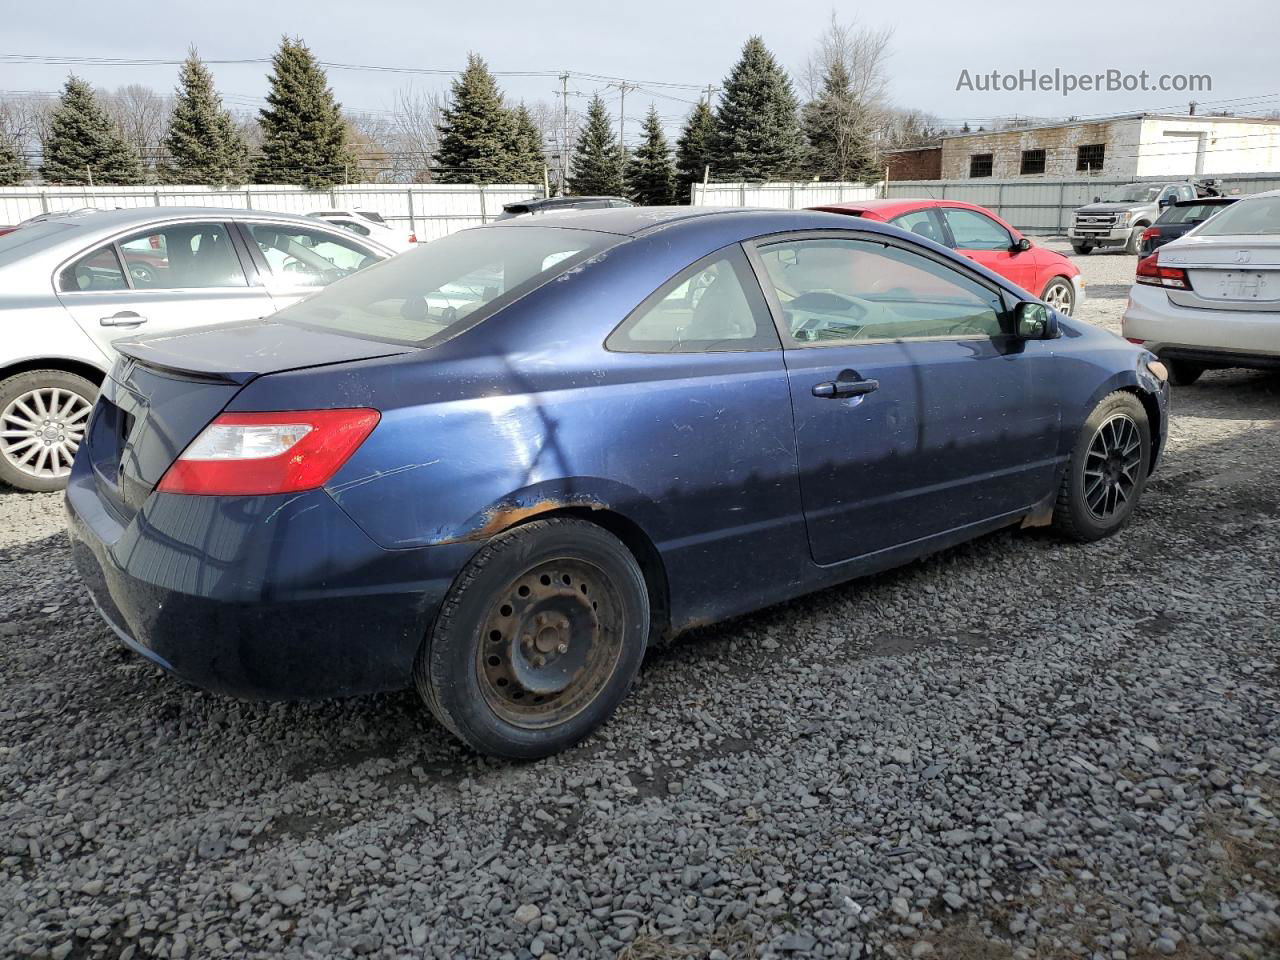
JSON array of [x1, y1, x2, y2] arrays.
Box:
[[0, 21, 946, 202]]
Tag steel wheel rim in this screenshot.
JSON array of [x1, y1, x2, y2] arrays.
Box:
[[1044, 282, 1073, 315], [478, 557, 625, 729], [1083, 413, 1141, 521], [1, 387, 92, 480]]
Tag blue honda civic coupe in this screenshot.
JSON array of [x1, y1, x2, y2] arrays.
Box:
[[66, 207, 1169, 758]]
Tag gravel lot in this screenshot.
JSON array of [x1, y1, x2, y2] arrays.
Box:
[[3, 245, 1278, 960]]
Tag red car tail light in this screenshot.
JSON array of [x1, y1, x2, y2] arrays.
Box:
[[1135, 253, 1192, 290], [408, 232, 418, 244], [1141, 226, 1160, 245], [157, 409, 380, 496]]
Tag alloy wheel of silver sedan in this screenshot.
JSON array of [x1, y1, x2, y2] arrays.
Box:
[[1, 385, 93, 483]]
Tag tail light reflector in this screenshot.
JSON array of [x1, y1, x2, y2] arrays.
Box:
[[1136, 253, 1192, 290], [157, 408, 380, 496]]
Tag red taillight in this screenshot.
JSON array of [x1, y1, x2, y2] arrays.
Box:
[[1126, 338, 1146, 344], [157, 409, 380, 496], [1136, 253, 1192, 290], [408, 232, 418, 244], [1142, 227, 1160, 243]]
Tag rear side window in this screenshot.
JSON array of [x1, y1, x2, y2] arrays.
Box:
[[273, 225, 618, 346], [607, 247, 778, 353], [58, 245, 127, 292], [118, 222, 247, 289], [889, 210, 944, 244]]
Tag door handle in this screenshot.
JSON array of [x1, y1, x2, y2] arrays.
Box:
[[100, 311, 148, 327], [812, 377, 879, 399]]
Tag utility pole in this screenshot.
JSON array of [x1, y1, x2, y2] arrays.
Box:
[[612, 81, 639, 184], [558, 72, 571, 193], [703, 84, 719, 107]]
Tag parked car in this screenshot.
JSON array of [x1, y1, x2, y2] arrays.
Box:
[[66, 207, 1169, 759], [1123, 190, 1280, 384], [812, 199, 1085, 315], [1138, 196, 1239, 255], [493, 196, 634, 220], [307, 209, 418, 252], [1068, 181, 1203, 255], [0, 207, 395, 491]]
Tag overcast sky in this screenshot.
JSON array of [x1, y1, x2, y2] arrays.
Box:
[[3, 0, 1275, 140]]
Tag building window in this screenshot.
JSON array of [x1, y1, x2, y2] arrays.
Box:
[[1019, 149, 1046, 175], [969, 153, 993, 178], [1077, 143, 1105, 172]]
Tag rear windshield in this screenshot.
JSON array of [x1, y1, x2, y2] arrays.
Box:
[[1158, 202, 1233, 225], [273, 225, 620, 346], [1195, 196, 1280, 237], [0, 222, 76, 267]]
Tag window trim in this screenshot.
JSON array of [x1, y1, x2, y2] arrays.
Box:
[[741, 229, 1020, 350], [938, 206, 1014, 251], [604, 243, 781, 354]]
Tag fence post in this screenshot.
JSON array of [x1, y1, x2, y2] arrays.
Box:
[[244, 188, 253, 210], [788, 182, 796, 209], [739, 183, 747, 207], [996, 182, 1006, 224], [39, 190, 49, 214], [1057, 181, 1067, 234], [407, 188, 417, 236], [939, 182, 948, 199], [479, 185, 487, 224], [153, 189, 161, 207]]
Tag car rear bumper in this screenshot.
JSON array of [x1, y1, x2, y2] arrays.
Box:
[[1122, 283, 1280, 367], [65, 457, 474, 700]]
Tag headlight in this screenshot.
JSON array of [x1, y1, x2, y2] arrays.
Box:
[[1146, 359, 1169, 382], [1115, 212, 1132, 226]]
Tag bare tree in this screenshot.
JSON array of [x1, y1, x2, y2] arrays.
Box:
[[801, 13, 893, 110], [388, 86, 445, 183], [0, 94, 58, 164], [99, 84, 171, 170]]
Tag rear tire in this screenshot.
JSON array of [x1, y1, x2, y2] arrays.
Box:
[[1071, 243, 1093, 255], [1052, 392, 1151, 542], [415, 518, 649, 759], [1167, 360, 1205, 386], [0, 370, 98, 493]]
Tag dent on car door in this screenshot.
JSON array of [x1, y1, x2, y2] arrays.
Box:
[[239, 221, 385, 308], [748, 232, 1061, 566], [54, 222, 276, 354]]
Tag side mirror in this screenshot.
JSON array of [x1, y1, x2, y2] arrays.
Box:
[[1158, 195, 1175, 208], [1093, 195, 1101, 203], [1013, 237, 1032, 253], [1016, 301, 1060, 339]]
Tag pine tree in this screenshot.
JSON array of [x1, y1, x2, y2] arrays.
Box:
[[801, 60, 879, 182], [162, 49, 249, 185], [434, 54, 521, 184], [712, 37, 804, 182], [674, 100, 715, 203], [255, 37, 355, 188], [626, 106, 675, 205], [567, 94, 622, 196], [41, 76, 145, 185], [508, 104, 545, 184], [0, 130, 28, 186]]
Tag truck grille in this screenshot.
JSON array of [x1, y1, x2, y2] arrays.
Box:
[[1074, 214, 1117, 230]]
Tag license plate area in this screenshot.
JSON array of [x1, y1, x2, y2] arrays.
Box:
[[1194, 270, 1276, 302]]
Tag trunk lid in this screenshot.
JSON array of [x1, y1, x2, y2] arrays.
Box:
[[1160, 237, 1280, 311], [86, 320, 413, 521]]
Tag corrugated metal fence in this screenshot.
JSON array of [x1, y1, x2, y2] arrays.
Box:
[[694, 172, 1280, 235], [0, 183, 543, 241]]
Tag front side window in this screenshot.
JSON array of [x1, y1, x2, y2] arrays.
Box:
[[272, 225, 618, 346], [246, 223, 382, 286], [942, 208, 1013, 251], [755, 237, 1005, 345], [58, 245, 127, 292], [607, 248, 776, 353], [118, 222, 247, 289]]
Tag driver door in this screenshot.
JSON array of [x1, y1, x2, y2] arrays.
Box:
[[235, 220, 386, 309]]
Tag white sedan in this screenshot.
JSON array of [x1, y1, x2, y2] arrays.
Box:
[[1123, 191, 1280, 385], [307, 209, 418, 253]]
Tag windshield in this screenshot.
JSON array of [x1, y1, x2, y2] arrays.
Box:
[[1195, 196, 1280, 237], [1100, 184, 1162, 203], [0, 222, 76, 268], [273, 225, 620, 345]]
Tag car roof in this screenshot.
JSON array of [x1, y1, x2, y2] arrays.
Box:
[[813, 198, 999, 219], [488, 205, 853, 237], [37, 206, 338, 229]]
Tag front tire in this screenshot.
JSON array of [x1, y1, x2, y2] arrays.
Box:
[[1052, 392, 1151, 542], [1125, 225, 1147, 255], [1167, 360, 1205, 386], [415, 518, 650, 759], [0, 370, 98, 492], [1041, 276, 1076, 316]]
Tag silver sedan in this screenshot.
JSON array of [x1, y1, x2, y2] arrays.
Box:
[[0, 207, 395, 491]]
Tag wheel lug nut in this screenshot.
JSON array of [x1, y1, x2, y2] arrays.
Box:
[[556, 643, 568, 654]]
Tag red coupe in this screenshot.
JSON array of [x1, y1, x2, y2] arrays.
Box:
[[811, 199, 1085, 316]]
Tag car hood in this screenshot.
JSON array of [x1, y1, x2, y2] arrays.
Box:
[[114, 319, 416, 385], [1075, 202, 1148, 215]]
